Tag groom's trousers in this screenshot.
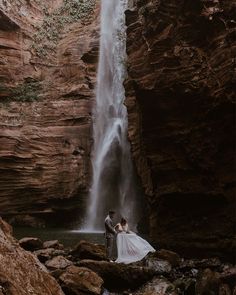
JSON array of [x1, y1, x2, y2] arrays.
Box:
[[105, 236, 114, 260]]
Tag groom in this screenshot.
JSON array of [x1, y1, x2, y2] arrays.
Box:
[[104, 210, 116, 261]]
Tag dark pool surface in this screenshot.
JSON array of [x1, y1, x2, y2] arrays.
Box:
[[13, 227, 105, 248]]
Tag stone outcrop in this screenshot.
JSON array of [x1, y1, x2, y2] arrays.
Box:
[[77, 259, 157, 291], [59, 266, 104, 295], [34, 247, 65, 263], [45, 255, 73, 271], [125, 0, 236, 259], [0, 217, 64, 295], [0, 0, 99, 225], [70, 240, 106, 261], [19, 236, 43, 251], [2, 221, 234, 294]]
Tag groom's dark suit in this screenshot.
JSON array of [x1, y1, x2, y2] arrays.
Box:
[[105, 215, 116, 260]]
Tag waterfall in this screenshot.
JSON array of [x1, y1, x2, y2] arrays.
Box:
[[83, 0, 138, 231]]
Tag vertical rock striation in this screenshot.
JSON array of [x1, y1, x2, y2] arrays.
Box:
[[125, 0, 236, 259]]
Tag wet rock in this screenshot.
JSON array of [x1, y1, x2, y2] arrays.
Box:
[[0, 218, 64, 295], [195, 268, 220, 295], [34, 248, 65, 263], [59, 265, 103, 295], [149, 249, 181, 267], [43, 240, 64, 250], [219, 284, 232, 295], [77, 259, 156, 291], [145, 258, 172, 274], [45, 256, 73, 271], [70, 240, 106, 261], [19, 237, 43, 251], [134, 277, 177, 295]]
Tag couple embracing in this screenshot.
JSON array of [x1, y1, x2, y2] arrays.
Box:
[[104, 210, 155, 264]]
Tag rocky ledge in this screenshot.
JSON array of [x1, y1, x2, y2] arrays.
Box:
[[125, 0, 236, 259], [1, 219, 235, 295]]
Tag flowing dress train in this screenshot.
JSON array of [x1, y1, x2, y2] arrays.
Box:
[[115, 224, 155, 264]]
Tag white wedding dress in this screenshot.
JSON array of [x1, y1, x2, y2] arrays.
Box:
[[115, 223, 155, 264]]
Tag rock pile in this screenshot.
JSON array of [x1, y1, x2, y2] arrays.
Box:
[[1, 219, 235, 295]]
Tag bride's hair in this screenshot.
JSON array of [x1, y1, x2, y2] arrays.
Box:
[[120, 218, 127, 225]]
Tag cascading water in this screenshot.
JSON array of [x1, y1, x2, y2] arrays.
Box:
[[83, 0, 139, 231]]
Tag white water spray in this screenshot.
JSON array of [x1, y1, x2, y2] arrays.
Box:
[[83, 0, 138, 231]]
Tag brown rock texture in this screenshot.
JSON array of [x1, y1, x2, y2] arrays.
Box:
[[125, 0, 236, 259], [77, 259, 156, 291], [0, 217, 65, 295], [59, 265, 104, 295], [70, 240, 106, 261], [0, 0, 99, 225], [45, 255, 73, 271]]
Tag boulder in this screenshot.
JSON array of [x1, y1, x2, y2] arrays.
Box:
[[70, 240, 106, 261], [59, 266, 103, 295], [77, 259, 156, 291], [134, 277, 177, 295], [145, 257, 172, 274], [153, 249, 181, 267], [0, 218, 64, 295], [45, 256, 73, 271], [43, 240, 64, 250], [34, 248, 65, 263], [19, 237, 43, 251], [195, 268, 220, 295]]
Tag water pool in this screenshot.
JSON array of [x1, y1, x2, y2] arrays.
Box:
[[13, 227, 105, 248]]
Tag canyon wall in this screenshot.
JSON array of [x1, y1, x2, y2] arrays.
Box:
[[125, 0, 236, 259], [0, 0, 235, 261], [0, 0, 99, 226]]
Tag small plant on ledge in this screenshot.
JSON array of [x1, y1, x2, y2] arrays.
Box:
[[0, 80, 42, 103], [31, 0, 96, 58]]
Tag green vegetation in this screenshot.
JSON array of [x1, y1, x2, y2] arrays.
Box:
[[32, 0, 96, 57], [0, 80, 42, 102], [0, 83, 8, 93]]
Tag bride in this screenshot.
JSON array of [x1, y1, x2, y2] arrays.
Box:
[[115, 218, 155, 264]]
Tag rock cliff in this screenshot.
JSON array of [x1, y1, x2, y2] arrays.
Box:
[[0, 0, 99, 225], [125, 0, 235, 259], [0, 217, 64, 295], [0, 0, 235, 261]]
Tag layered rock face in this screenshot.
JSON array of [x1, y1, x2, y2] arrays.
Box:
[[125, 0, 235, 259], [0, 0, 99, 225], [0, 218, 64, 295]]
